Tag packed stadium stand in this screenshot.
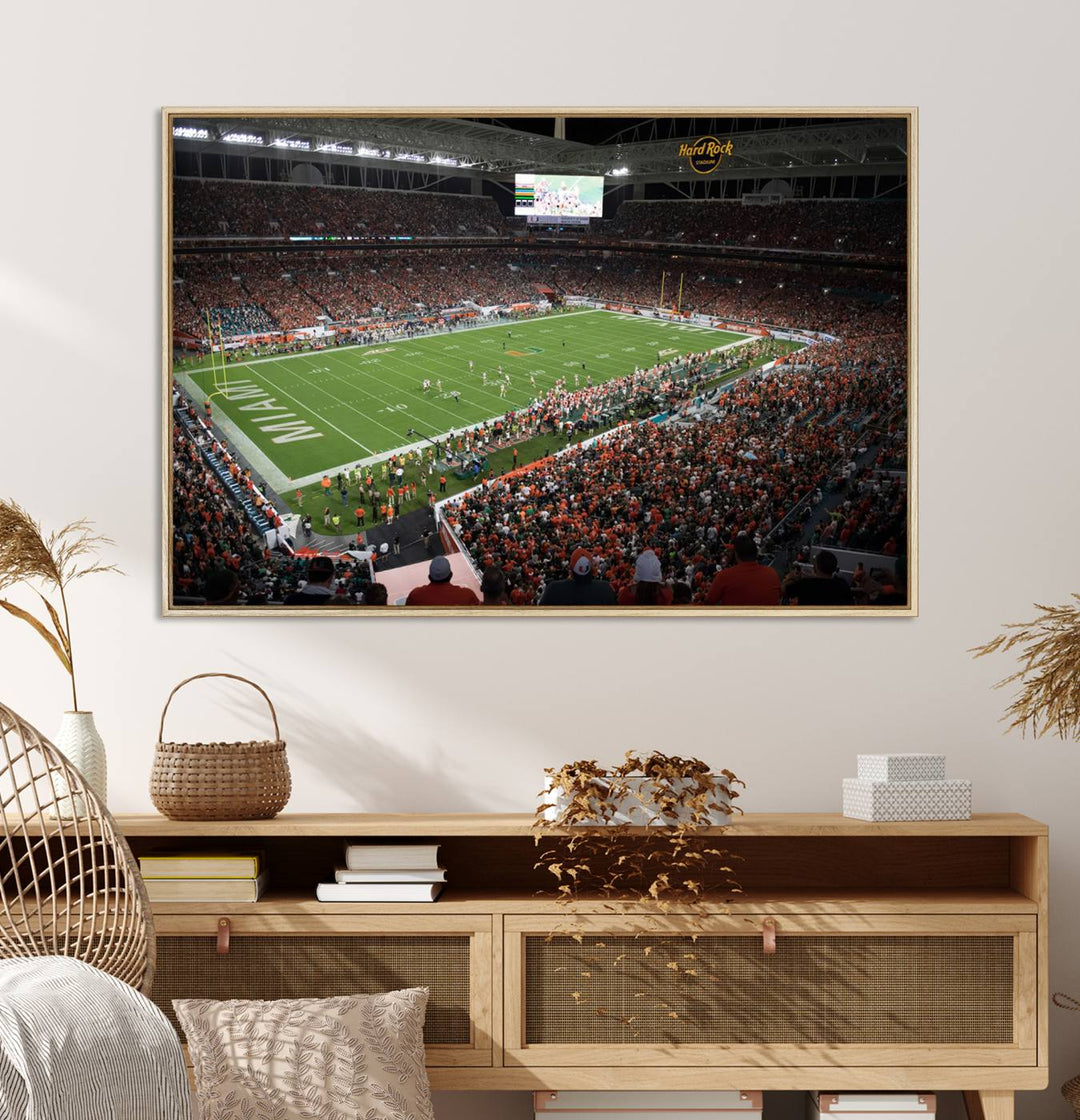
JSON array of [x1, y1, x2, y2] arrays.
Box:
[[169, 114, 910, 609], [174, 179, 506, 239]]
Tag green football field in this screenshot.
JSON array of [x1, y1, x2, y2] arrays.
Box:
[[180, 309, 751, 487]]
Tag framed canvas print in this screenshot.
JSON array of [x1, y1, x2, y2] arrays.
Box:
[[163, 108, 915, 615]]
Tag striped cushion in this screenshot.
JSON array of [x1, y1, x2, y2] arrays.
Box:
[[0, 956, 191, 1120]]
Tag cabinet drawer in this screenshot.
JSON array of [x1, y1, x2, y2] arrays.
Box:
[[504, 914, 1036, 1068], [152, 914, 491, 1067]]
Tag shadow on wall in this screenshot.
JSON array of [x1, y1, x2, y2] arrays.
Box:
[[221, 662, 504, 813]]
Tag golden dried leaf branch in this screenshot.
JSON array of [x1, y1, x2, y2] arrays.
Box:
[[971, 595, 1080, 738], [533, 751, 746, 1034], [0, 498, 119, 710]]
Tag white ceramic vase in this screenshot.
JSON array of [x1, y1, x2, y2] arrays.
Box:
[[54, 710, 108, 815]]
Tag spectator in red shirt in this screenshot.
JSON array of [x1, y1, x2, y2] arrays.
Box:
[[705, 535, 781, 607], [405, 556, 480, 606]]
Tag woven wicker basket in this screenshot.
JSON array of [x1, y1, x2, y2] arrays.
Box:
[[150, 673, 291, 821]]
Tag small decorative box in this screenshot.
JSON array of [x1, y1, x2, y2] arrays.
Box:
[[842, 778, 972, 822], [857, 754, 946, 782]]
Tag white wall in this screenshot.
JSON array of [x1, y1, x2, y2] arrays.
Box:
[[1, 2, 1079, 1118]]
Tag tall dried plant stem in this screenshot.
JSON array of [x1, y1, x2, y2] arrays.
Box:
[[58, 583, 77, 711], [0, 498, 117, 711]]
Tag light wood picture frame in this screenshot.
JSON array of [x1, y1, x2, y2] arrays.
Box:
[[163, 108, 916, 616]]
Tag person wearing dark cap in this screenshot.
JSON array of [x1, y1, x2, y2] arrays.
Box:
[[783, 549, 853, 606], [617, 549, 674, 606], [405, 555, 481, 606], [538, 547, 617, 607], [282, 556, 338, 605]]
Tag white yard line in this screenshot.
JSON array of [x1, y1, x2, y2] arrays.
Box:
[[287, 351, 441, 443]]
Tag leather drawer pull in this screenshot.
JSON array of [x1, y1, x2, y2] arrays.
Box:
[[217, 917, 231, 955], [762, 917, 777, 955]]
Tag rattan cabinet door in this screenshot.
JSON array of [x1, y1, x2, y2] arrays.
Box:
[[504, 913, 1037, 1068], [153, 914, 492, 1067]]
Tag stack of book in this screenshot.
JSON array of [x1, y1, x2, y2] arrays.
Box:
[[139, 851, 269, 902], [316, 842, 445, 903]]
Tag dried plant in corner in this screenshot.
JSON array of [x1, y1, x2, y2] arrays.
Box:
[[533, 752, 745, 1034], [0, 498, 118, 711], [971, 595, 1080, 738]]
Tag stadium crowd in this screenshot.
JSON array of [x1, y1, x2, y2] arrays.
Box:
[[611, 198, 905, 256], [169, 184, 909, 608], [443, 308, 906, 606], [174, 179, 505, 238], [174, 247, 902, 340], [171, 421, 270, 603], [174, 178, 903, 259]]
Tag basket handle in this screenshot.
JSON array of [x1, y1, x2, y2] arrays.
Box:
[[158, 673, 281, 743]]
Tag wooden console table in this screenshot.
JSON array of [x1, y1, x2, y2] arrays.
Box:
[[109, 812, 1047, 1118]]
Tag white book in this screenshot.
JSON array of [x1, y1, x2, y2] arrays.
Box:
[[344, 843, 441, 870], [334, 867, 446, 884], [316, 882, 444, 903]]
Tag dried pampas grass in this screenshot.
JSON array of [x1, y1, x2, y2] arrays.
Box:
[[972, 595, 1080, 738], [0, 498, 118, 710]]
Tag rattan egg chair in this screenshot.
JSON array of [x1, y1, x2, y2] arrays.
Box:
[[0, 701, 154, 995]]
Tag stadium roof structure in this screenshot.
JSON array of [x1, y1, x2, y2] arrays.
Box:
[[171, 114, 908, 184]]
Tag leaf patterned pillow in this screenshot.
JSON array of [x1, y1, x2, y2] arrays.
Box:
[[174, 987, 434, 1120]]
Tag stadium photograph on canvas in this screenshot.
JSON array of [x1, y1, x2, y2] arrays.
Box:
[[164, 110, 915, 615]]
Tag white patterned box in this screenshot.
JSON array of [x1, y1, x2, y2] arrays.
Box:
[[842, 778, 972, 822], [857, 754, 946, 782]]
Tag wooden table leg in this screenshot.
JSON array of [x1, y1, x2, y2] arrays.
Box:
[[965, 1090, 1015, 1120]]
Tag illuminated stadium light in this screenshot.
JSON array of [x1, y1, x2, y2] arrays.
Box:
[[172, 126, 209, 140], [608, 166, 630, 176], [356, 145, 388, 158], [223, 132, 264, 145], [429, 156, 460, 167], [317, 142, 353, 154], [394, 152, 427, 163], [272, 138, 311, 151]]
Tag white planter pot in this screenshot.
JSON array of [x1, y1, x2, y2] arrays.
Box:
[[542, 774, 732, 827], [53, 710, 107, 817]]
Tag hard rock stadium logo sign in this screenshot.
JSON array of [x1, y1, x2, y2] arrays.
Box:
[[679, 136, 734, 174]]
